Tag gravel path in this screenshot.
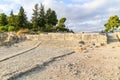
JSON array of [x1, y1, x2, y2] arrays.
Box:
[[0, 40, 39, 60], [0, 40, 120, 80], [15, 47, 120, 80], [0, 41, 73, 80]]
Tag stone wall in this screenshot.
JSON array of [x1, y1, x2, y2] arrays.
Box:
[[25, 33, 107, 45], [1, 32, 120, 47]]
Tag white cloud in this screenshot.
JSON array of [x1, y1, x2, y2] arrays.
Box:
[[0, 0, 120, 32]]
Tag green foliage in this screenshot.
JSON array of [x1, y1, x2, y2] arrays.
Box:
[[104, 15, 120, 32], [45, 8, 58, 26], [38, 4, 46, 31], [0, 13, 8, 26], [31, 4, 58, 32], [0, 26, 7, 32], [44, 24, 54, 32], [0, 4, 73, 33], [0, 26, 15, 32], [8, 11, 18, 27], [31, 4, 39, 31], [8, 26, 15, 32], [55, 18, 73, 32], [58, 18, 66, 28], [18, 6, 28, 29]]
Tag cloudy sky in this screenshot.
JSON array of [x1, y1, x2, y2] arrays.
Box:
[[0, 0, 120, 32]]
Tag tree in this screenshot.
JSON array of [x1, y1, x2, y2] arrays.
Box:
[[58, 18, 66, 28], [8, 11, 16, 26], [31, 4, 39, 31], [0, 13, 8, 26], [56, 18, 71, 32], [104, 15, 120, 32], [18, 6, 28, 29], [45, 8, 58, 26], [38, 4, 46, 31]]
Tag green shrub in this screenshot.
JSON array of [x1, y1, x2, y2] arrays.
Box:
[[8, 26, 15, 32], [0, 26, 7, 32]]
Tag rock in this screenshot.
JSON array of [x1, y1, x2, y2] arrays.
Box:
[[73, 47, 84, 53], [95, 43, 101, 47]]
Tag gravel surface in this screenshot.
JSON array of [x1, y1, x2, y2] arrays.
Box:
[[0, 40, 39, 60], [15, 47, 120, 80], [0, 41, 73, 80], [0, 40, 120, 80]]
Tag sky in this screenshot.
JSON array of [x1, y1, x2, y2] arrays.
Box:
[[0, 0, 120, 32]]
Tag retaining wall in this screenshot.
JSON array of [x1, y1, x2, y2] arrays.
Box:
[[25, 33, 107, 45], [3, 32, 120, 46]]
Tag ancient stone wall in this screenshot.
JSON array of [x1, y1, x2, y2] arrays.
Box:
[[25, 33, 107, 45], [3, 32, 120, 46]]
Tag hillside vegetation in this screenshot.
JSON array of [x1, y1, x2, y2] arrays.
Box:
[[0, 3, 73, 33]]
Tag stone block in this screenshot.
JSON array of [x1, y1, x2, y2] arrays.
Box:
[[49, 33, 65, 40]]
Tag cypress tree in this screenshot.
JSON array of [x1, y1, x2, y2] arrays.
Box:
[[18, 6, 27, 29], [38, 4, 46, 31], [0, 13, 8, 26], [45, 8, 58, 26], [31, 4, 39, 31], [8, 11, 15, 26]]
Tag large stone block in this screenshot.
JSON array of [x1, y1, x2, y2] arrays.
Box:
[[26, 35, 39, 40], [74, 33, 82, 41], [48, 33, 65, 40], [39, 34, 50, 40], [64, 33, 74, 40], [98, 34, 107, 44], [82, 34, 92, 43], [90, 34, 98, 43]]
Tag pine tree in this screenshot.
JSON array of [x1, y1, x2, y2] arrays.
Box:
[[38, 4, 46, 31], [31, 4, 39, 31], [50, 10, 58, 25], [45, 8, 52, 25], [18, 6, 28, 29], [8, 11, 16, 26], [104, 15, 120, 32], [45, 8, 58, 26], [0, 13, 8, 26]]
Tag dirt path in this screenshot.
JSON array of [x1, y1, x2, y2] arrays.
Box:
[[0, 41, 73, 80], [0, 40, 39, 60], [0, 40, 120, 80], [14, 46, 120, 80]]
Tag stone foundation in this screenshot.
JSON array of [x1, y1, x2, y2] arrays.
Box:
[[1, 32, 120, 47], [25, 33, 107, 45]]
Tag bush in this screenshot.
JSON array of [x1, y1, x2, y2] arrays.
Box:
[[8, 26, 15, 32], [0, 26, 7, 32]]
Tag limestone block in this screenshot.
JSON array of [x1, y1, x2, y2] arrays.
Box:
[[26, 35, 39, 40], [64, 33, 74, 40], [82, 34, 92, 43], [74, 34, 82, 41], [90, 34, 99, 43], [49, 33, 65, 40], [97, 34, 107, 44], [39, 34, 50, 40]]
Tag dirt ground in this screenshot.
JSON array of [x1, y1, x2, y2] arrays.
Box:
[[15, 43, 120, 80], [0, 40, 120, 80]]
